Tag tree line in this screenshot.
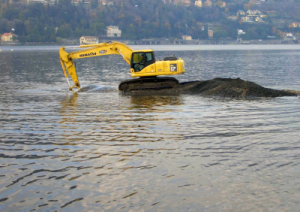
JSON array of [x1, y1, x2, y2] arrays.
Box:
[[1, 0, 300, 43]]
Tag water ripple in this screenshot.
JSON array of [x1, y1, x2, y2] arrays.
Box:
[[0, 49, 300, 211]]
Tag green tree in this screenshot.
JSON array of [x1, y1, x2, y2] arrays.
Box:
[[57, 24, 71, 38], [91, 22, 104, 36]]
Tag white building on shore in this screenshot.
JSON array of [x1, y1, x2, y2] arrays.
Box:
[[182, 35, 192, 40], [80, 36, 99, 45], [106, 26, 122, 37], [195, 0, 202, 7]]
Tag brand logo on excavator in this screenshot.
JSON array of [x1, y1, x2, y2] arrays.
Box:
[[99, 50, 107, 54], [79, 52, 96, 57], [170, 64, 177, 72]]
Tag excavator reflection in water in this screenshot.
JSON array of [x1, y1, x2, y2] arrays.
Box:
[[59, 93, 184, 145], [59, 41, 185, 92], [60, 93, 183, 118]]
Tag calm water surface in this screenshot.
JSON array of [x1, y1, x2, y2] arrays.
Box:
[[0, 45, 300, 211]]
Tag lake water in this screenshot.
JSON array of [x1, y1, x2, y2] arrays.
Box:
[[0, 45, 300, 211]]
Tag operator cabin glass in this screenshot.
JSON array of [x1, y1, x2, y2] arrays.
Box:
[[132, 52, 154, 72]]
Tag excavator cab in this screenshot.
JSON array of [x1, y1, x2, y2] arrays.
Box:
[[131, 51, 155, 72]]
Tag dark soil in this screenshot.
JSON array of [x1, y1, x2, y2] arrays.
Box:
[[124, 78, 298, 98]]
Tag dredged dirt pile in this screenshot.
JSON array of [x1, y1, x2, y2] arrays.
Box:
[[125, 78, 299, 98]]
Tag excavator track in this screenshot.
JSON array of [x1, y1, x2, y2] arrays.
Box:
[[119, 77, 179, 92]]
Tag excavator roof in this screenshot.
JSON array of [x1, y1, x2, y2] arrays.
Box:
[[132, 49, 154, 53]]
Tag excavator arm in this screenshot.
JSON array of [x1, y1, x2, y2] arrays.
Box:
[[59, 41, 134, 91]]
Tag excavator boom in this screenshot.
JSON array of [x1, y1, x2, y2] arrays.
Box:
[[59, 41, 133, 90], [59, 41, 185, 91]]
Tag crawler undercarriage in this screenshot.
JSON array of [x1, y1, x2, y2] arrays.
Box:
[[118, 77, 179, 92]]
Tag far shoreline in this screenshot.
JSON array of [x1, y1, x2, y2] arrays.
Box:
[[2, 44, 300, 52]]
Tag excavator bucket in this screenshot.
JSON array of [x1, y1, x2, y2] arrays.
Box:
[[59, 47, 80, 91]]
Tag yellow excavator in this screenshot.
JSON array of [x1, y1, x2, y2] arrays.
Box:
[[59, 41, 185, 91]]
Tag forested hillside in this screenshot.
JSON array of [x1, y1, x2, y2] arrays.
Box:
[[1, 0, 300, 42]]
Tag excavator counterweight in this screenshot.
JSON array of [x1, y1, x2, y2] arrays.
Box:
[[59, 41, 185, 92]]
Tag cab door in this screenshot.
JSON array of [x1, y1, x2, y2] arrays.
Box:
[[131, 52, 155, 73], [143, 52, 156, 73]]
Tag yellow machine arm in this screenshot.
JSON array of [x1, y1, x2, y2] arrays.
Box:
[[60, 41, 185, 92], [59, 41, 134, 90]]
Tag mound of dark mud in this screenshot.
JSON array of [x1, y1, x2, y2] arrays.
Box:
[[124, 78, 299, 98]]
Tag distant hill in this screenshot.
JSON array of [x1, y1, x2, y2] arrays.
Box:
[[1, 0, 300, 43]]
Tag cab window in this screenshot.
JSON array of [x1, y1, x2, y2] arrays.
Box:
[[131, 52, 155, 72], [145, 53, 152, 62], [132, 53, 145, 72], [132, 53, 144, 64]]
